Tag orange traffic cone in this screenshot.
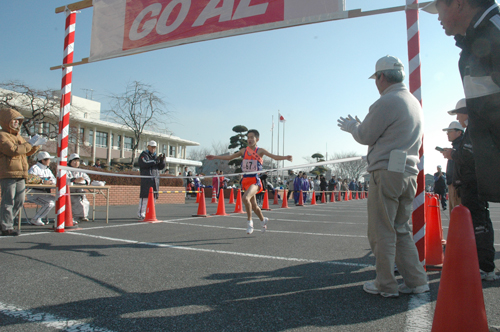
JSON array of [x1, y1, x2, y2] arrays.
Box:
[[211, 188, 217, 203], [321, 191, 326, 204], [297, 190, 304, 206], [425, 196, 444, 269], [143, 187, 158, 222], [228, 188, 235, 204], [431, 205, 489, 332], [193, 188, 209, 217], [330, 191, 335, 203], [261, 190, 271, 210], [273, 190, 279, 205], [281, 189, 289, 209], [214, 188, 229, 216], [233, 189, 245, 214], [356, 191, 359, 199], [310, 191, 317, 205], [196, 188, 200, 203], [64, 185, 79, 230]]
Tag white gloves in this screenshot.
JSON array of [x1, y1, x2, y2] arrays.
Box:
[[28, 134, 48, 147], [337, 115, 361, 133]]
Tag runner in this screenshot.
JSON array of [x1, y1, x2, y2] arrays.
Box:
[[206, 129, 292, 234]]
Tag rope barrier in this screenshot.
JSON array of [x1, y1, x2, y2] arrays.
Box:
[[57, 156, 364, 180]]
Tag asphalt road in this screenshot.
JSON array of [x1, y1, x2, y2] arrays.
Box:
[[1, 198, 499, 332]]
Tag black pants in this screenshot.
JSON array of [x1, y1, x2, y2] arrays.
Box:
[[460, 183, 496, 272], [435, 189, 447, 209], [287, 190, 293, 200]]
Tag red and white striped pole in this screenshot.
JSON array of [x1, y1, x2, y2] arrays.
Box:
[[55, 8, 76, 233], [406, 0, 426, 264]]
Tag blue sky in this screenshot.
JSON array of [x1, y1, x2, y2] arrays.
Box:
[[0, 1, 465, 175]]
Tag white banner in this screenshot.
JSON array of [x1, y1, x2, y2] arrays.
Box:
[[90, 0, 346, 62]]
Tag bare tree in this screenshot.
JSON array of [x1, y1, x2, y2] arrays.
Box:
[[329, 151, 367, 181], [187, 141, 231, 161], [0, 81, 60, 138], [106, 81, 172, 166]]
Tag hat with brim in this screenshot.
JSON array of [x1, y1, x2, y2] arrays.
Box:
[[68, 153, 80, 162], [448, 98, 468, 115], [148, 140, 157, 147], [369, 55, 404, 79], [442, 121, 464, 132], [37, 151, 55, 161], [422, 1, 438, 14]]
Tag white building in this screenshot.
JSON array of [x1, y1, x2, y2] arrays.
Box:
[[1, 88, 202, 174]]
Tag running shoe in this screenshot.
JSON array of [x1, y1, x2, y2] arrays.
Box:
[[30, 218, 45, 226], [246, 220, 254, 234], [261, 217, 268, 233], [480, 270, 499, 281]]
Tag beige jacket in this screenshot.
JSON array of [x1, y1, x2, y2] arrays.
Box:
[[0, 108, 39, 179]]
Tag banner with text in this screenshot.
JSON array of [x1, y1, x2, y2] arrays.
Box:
[[90, 0, 346, 62]]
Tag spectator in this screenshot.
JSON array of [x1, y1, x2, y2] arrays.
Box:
[[337, 55, 428, 297], [442, 118, 465, 215], [27, 151, 56, 226], [137, 141, 166, 219], [314, 175, 321, 201], [183, 166, 189, 198], [320, 175, 328, 195], [301, 173, 310, 203], [349, 179, 357, 191], [67, 153, 91, 223], [212, 169, 220, 198], [441, 99, 498, 281], [94, 160, 102, 168], [287, 170, 296, 201], [0, 108, 43, 236], [424, 0, 500, 203], [293, 171, 303, 204], [434, 166, 447, 210], [328, 175, 337, 192]]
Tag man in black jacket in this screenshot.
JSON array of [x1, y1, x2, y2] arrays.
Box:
[[424, 0, 500, 202], [442, 104, 497, 281], [137, 140, 166, 219], [442, 118, 464, 215], [433, 166, 447, 210]]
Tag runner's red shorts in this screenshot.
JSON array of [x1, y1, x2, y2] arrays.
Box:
[[241, 177, 263, 194]]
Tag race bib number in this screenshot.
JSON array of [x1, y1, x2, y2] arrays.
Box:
[[241, 159, 258, 172]]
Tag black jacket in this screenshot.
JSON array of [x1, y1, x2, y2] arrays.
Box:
[[451, 130, 477, 188], [447, 134, 464, 185], [138, 150, 166, 198]]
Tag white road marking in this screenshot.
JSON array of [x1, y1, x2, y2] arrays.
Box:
[[66, 231, 373, 268], [404, 293, 433, 332], [0, 301, 114, 332]]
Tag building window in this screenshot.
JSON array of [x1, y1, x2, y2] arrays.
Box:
[[88, 130, 94, 146], [80, 128, 84, 142], [169, 146, 176, 157], [96, 131, 108, 147], [69, 129, 76, 144], [124, 136, 133, 150], [115, 135, 121, 148], [42, 123, 50, 136], [162, 144, 167, 155]]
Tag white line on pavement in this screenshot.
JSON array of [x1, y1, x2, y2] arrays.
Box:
[[0, 301, 115, 332], [66, 232, 373, 268], [404, 293, 433, 332]]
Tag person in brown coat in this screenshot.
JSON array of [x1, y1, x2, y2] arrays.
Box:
[[0, 107, 45, 236]]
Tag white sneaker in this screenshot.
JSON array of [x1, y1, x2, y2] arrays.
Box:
[[137, 214, 145, 220], [246, 220, 254, 234], [398, 282, 430, 294], [30, 218, 45, 226], [480, 270, 499, 281], [261, 217, 268, 233], [363, 281, 398, 298]]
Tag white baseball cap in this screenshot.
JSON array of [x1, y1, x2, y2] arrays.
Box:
[[448, 98, 468, 115], [442, 121, 464, 132], [369, 55, 405, 79], [68, 153, 80, 162], [37, 151, 54, 161], [148, 140, 157, 147], [422, 1, 438, 14]]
